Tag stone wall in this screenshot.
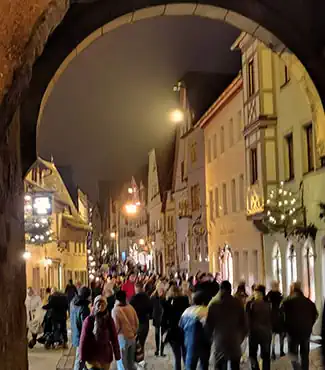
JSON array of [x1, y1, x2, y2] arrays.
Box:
[[0, 110, 27, 370]]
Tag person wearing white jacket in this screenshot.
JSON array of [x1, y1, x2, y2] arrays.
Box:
[[25, 287, 42, 348]]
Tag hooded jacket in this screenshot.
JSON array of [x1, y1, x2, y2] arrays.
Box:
[[70, 295, 90, 347]]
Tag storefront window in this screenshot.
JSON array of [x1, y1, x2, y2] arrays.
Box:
[[272, 243, 283, 292], [303, 241, 315, 301], [287, 243, 297, 294], [221, 246, 233, 286]]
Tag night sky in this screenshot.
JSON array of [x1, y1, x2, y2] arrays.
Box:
[[38, 16, 241, 200]]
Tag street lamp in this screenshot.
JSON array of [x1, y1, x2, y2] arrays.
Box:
[[23, 251, 31, 260], [170, 109, 184, 123], [110, 232, 116, 239], [125, 203, 137, 215], [139, 238, 145, 246]]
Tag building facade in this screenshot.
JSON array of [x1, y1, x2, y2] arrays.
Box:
[[201, 75, 263, 287], [236, 33, 325, 323], [24, 158, 90, 295]]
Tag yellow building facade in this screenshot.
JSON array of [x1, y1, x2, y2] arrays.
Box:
[[24, 158, 90, 295]]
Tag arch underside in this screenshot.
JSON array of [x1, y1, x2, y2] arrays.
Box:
[[0, 1, 324, 174]]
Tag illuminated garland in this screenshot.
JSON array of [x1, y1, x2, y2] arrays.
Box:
[[25, 216, 54, 245]]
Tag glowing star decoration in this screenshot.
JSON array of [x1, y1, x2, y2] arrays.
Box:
[[33, 196, 52, 216]]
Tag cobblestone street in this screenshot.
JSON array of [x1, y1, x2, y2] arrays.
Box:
[[28, 326, 322, 370]]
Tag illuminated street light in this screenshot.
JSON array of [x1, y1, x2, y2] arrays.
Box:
[[125, 204, 137, 215], [110, 232, 116, 239], [128, 187, 133, 194], [23, 251, 31, 260], [170, 109, 184, 123], [139, 239, 145, 246]]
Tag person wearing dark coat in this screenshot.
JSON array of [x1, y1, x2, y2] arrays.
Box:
[[165, 285, 190, 370], [266, 281, 285, 359], [246, 285, 272, 370], [206, 280, 247, 370], [195, 273, 219, 305], [282, 282, 318, 370], [43, 289, 69, 347], [70, 287, 91, 370], [65, 279, 78, 310], [129, 282, 152, 355], [151, 286, 168, 356]]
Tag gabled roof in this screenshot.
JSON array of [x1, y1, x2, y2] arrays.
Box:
[[177, 71, 238, 125], [28, 157, 88, 228]]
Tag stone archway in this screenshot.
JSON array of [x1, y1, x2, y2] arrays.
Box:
[[1, 1, 325, 369]]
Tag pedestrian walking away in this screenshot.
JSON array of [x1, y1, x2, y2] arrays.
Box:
[[282, 282, 318, 370], [112, 290, 139, 370], [179, 290, 210, 370]]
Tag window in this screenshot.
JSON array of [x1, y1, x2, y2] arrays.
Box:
[[167, 215, 174, 231], [248, 59, 255, 97], [303, 242, 315, 301], [250, 148, 258, 184], [32, 168, 38, 182], [207, 138, 212, 163], [239, 174, 245, 210], [237, 110, 242, 141], [209, 190, 214, 222], [214, 187, 220, 218], [82, 243, 86, 254], [221, 247, 233, 285], [181, 161, 185, 182], [222, 183, 228, 215], [212, 133, 217, 159], [285, 133, 294, 180], [280, 63, 290, 87], [243, 251, 249, 282], [287, 244, 297, 294], [304, 123, 314, 172], [181, 242, 186, 261], [191, 184, 200, 211], [231, 179, 237, 212], [220, 126, 225, 154], [74, 242, 77, 254], [253, 250, 259, 283], [229, 118, 234, 147], [234, 251, 240, 286], [190, 141, 197, 163], [78, 243, 82, 254], [272, 243, 283, 292]]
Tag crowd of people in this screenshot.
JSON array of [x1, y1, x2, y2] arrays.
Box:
[[25, 271, 320, 370]]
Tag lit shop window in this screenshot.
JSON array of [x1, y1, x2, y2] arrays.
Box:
[[272, 243, 283, 292], [303, 241, 315, 301], [287, 243, 297, 294]]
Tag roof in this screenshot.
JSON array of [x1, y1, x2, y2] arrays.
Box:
[[28, 157, 89, 229], [56, 165, 78, 209], [199, 74, 243, 129], [177, 71, 238, 125]]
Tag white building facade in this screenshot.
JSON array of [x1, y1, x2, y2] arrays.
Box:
[[201, 75, 263, 287], [237, 33, 325, 325]]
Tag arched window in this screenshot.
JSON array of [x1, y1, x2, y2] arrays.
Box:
[[287, 243, 297, 294], [303, 241, 315, 301], [220, 245, 233, 285], [272, 243, 283, 292]]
